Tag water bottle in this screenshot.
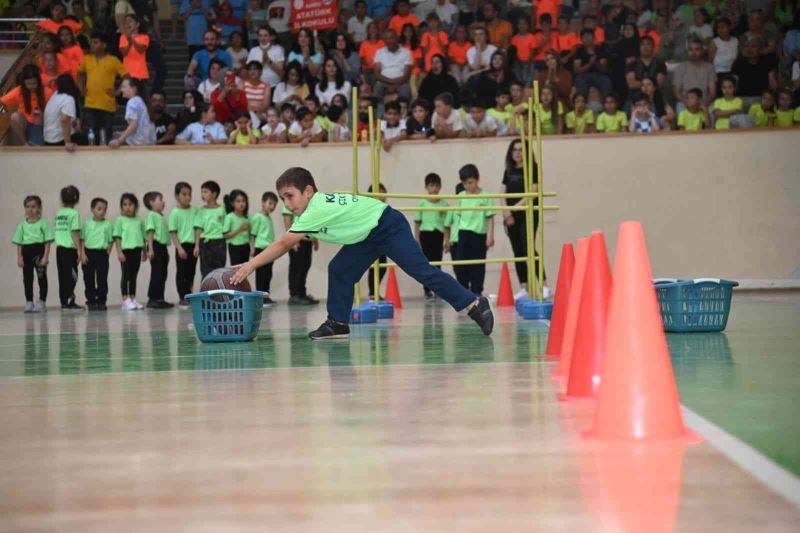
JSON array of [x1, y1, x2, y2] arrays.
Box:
[[87, 129, 95, 146], [99, 129, 107, 146]]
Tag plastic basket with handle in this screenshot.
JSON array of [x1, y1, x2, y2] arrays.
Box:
[[654, 278, 738, 333], [186, 290, 264, 342]]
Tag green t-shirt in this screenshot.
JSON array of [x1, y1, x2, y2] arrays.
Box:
[[81, 219, 113, 250], [596, 111, 628, 133], [712, 97, 742, 129], [145, 211, 170, 245], [444, 210, 459, 243], [54, 207, 81, 248], [113, 216, 145, 249], [194, 205, 226, 240], [13, 218, 53, 245], [539, 102, 564, 135], [565, 109, 594, 134], [678, 109, 706, 131], [489, 107, 513, 128], [775, 108, 794, 128], [456, 190, 494, 235], [289, 192, 388, 245], [250, 212, 275, 249], [233, 129, 262, 144], [168, 206, 198, 244], [223, 212, 250, 245], [747, 104, 774, 128], [414, 199, 447, 232]]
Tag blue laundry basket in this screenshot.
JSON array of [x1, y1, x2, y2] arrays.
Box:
[[654, 278, 738, 333], [186, 290, 264, 342]]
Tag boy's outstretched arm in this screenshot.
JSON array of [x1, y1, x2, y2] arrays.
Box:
[[231, 231, 306, 285]]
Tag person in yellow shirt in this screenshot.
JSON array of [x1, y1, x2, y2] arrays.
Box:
[[596, 93, 628, 133], [711, 76, 743, 129], [77, 32, 128, 145], [227, 111, 262, 144], [565, 93, 595, 134], [748, 90, 776, 127], [677, 88, 709, 131], [775, 89, 796, 128], [539, 85, 564, 134]]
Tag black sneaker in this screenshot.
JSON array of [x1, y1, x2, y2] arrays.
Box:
[[146, 301, 160, 309], [157, 300, 175, 309], [86, 302, 97, 311], [424, 290, 435, 301], [95, 303, 107, 311], [308, 318, 350, 340], [61, 303, 85, 311], [303, 294, 320, 305], [467, 296, 494, 336], [262, 297, 275, 307], [288, 295, 308, 305], [178, 298, 190, 308]]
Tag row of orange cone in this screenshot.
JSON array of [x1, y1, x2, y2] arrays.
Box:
[[544, 221, 699, 442]]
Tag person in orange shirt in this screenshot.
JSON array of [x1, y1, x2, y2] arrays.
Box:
[[533, 0, 562, 28], [447, 24, 471, 83], [0, 64, 53, 145], [482, 1, 512, 49], [40, 51, 62, 90], [35, 2, 82, 36], [36, 33, 72, 81], [119, 15, 150, 80], [421, 13, 449, 72], [510, 17, 536, 85], [358, 22, 385, 79], [583, 15, 605, 44], [531, 14, 559, 69], [58, 26, 84, 78], [388, 0, 420, 37], [556, 14, 580, 67]]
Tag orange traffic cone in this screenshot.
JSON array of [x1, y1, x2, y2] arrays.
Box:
[[560, 232, 612, 400], [497, 263, 514, 307], [543, 243, 575, 358], [551, 237, 589, 381], [384, 267, 403, 309], [585, 221, 698, 441]]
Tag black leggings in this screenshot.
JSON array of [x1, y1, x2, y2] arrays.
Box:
[[174, 246, 197, 299], [120, 248, 143, 296], [56, 246, 78, 306], [200, 239, 226, 278], [253, 247, 273, 293], [21, 244, 47, 302], [419, 230, 444, 294], [228, 243, 250, 267], [288, 240, 312, 297], [504, 210, 544, 285]]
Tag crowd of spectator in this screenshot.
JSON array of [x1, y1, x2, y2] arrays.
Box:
[[2, 0, 800, 149]]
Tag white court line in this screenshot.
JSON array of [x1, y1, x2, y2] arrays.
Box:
[[682, 405, 800, 511]]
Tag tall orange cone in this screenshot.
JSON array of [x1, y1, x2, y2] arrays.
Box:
[[585, 221, 698, 441], [543, 243, 575, 358], [497, 263, 514, 307], [384, 267, 403, 309], [560, 232, 612, 400], [551, 238, 589, 381]]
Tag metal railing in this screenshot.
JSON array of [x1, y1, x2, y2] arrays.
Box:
[[0, 18, 43, 47]]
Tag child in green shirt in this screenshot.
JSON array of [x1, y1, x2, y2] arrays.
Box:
[[775, 89, 796, 128], [114, 193, 146, 311], [13, 195, 52, 312], [194, 180, 227, 278], [748, 90, 776, 127], [223, 189, 252, 267], [565, 93, 595, 134], [54, 185, 83, 310], [144, 191, 173, 309], [80, 197, 114, 311], [596, 93, 628, 133], [453, 164, 495, 296], [677, 88, 709, 131], [231, 167, 494, 340], [712, 76, 743, 129], [250, 191, 279, 306], [414, 173, 447, 300], [169, 182, 198, 306]]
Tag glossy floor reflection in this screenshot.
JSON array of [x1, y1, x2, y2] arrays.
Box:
[[0, 294, 798, 532]]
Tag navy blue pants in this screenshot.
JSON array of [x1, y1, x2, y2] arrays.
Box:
[[327, 207, 475, 323]]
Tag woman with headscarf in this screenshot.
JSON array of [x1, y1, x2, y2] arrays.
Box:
[[418, 54, 460, 107]]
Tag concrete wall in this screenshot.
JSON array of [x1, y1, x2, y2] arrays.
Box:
[[2, 129, 799, 307]]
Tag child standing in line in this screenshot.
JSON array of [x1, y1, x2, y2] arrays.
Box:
[[414, 173, 447, 300], [169, 182, 198, 307], [144, 191, 173, 309], [223, 189, 251, 266], [54, 185, 83, 310], [283, 203, 319, 306], [114, 193, 146, 311], [231, 167, 494, 340], [80, 198, 113, 311], [14, 195, 52, 313], [596, 93, 628, 133], [250, 191, 278, 306], [453, 165, 495, 296], [194, 180, 227, 278]]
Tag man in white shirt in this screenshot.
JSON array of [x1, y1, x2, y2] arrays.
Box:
[[347, 0, 372, 44], [175, 105, 227, 144], [247, 26, 286, 86], [373, 29, 413, 100]]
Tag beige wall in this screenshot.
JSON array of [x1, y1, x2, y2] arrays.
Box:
[[2, 129, 799, 307]]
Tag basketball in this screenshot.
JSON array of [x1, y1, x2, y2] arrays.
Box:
[[200, 268, 251, 299]]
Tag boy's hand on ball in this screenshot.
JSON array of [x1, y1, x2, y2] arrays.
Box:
[[230, 262, 253, 285]]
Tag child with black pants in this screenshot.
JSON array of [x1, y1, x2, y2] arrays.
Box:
[[283, 205, 319, 305], [14, 195, 52, 313], [452, 164, 494, 296], [250, 191, 278, 306], [54, 185, 84, 310], [194, 180, 226, 278], [169, 182, 198, 306], [144, 191, 173, 309], [80, 198, 114, 311], [114, 193, 146, 311], [223, 189, 251, 266], [414, 173, 447, 299], [366, 183, 387, 300]]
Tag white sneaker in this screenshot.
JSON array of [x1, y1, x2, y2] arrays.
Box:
[[24, 302, 35, 313], [121, 298, 136, 311], [133, 299, 144, 310], [542, 286, 553, 299], [514, 289, 529, 301], [34, 300, 46, 313]]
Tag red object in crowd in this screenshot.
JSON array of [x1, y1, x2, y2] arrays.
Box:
[[210, 85, 248, 124]]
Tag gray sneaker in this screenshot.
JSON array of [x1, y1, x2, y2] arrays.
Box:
[[34, 301, 46, 313], [24, 302, 35, 313]]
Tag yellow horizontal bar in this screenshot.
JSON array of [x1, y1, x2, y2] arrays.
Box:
[[343, 191, 557, 199], [394, 205, 560, 212], [380, 257, 536, 268]]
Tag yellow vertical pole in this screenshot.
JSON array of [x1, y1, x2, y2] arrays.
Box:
[[372, 111, 381, 303], [520, 104, 533, 298], [352, 87, 361, 309], [533, 81, 544, 302], [526, 93, 537, 300]]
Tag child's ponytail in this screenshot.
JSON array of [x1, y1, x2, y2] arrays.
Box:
[[223, 193, 233, 213]]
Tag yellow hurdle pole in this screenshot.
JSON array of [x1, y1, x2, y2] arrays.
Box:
[[525, 95, 537, 300], [534, 81, 545, 303], [352, 88, 361, 309], [520, 104, 532, 298], [371, 108, 381, 303], [335, 191, 557, 200]]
